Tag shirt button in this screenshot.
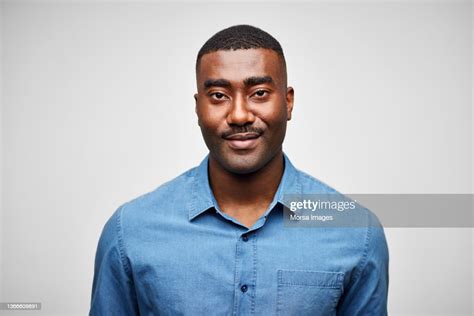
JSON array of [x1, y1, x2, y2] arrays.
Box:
[[242, 235, 249, 242], [240, 284, 248, 293]]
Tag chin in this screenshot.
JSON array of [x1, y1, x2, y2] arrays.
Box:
[[226, 164, 260, 175], [216, 151, 270, 175]]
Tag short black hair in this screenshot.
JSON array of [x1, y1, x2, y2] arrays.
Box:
[[196, 24, 286, 72]]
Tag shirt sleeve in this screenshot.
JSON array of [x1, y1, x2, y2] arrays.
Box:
[[336, 212, 390, 316], [89, 205, 139, 316]]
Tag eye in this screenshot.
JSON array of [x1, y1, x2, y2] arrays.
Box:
[[253, 89, 268, 98], [210, 92, 227, 100]]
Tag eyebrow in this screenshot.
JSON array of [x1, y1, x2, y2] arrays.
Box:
[[243, 76, 273, 87], [203, 76, 273, 89], [204, 79, 231, 89]]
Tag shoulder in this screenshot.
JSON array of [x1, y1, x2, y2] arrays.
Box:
[[108, 165, 198, 227], [131, 167, 196, 207], [292, 165, 387, 254], [294, 166, 382, 227], [97, 165, 199, 252], [295, 168, 340, 194], [120, 167, 196, 216]]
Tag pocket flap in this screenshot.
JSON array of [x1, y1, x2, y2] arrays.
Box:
[[278, 269, 344, 289]]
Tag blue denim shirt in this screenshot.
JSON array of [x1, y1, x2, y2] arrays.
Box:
[[90, 153, 389, 315]]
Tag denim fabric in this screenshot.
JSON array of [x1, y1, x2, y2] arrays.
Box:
[[90, 153, 389, 315]]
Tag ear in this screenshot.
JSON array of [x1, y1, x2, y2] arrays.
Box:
[[194, 93, 198, 114], [286, 87, 294, 121], [194, 93, 200, 126]]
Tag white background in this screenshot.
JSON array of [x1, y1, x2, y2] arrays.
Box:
[[1, 0, 472, 315]]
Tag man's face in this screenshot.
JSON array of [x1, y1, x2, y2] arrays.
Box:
[[195, 48, 294, 174]]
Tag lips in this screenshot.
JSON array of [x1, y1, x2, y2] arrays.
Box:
[[224, 132, 261, 150]]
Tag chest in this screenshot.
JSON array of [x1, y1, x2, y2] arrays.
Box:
[[126, 220, 360, 315]]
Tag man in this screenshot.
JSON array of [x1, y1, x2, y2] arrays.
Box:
[[90, 25, 389, 315]]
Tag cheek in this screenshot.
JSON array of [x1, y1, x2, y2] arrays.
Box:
[[261, 102, 288, 125], [264, 104, 288, 138], [197, 106, 226, 135]]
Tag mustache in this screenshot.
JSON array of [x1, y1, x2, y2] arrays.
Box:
[[221, 125, 264, 139]]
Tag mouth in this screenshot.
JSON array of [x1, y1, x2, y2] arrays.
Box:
[[223, 132, 262, 150]]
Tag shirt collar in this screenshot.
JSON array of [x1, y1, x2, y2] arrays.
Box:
[[188, 152, 301, 221]]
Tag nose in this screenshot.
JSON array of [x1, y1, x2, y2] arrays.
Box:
[[226, 94, 255, 126]]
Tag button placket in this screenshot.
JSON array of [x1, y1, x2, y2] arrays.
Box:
[[233, 231, 256, 315]]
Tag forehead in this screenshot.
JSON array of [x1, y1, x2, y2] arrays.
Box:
[[197, 49, 284, 86]]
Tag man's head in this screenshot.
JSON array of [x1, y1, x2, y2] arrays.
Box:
[[194, 25, 294, 175]]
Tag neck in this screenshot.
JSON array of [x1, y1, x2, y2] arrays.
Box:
[[208, 151, 285, 210]]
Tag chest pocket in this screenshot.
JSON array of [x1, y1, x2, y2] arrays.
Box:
[[276, 269, 344, 316]]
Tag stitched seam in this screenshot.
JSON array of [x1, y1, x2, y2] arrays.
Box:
[[348, 210, 372, 288], [279, 283, 342, 288], [232, 239, 241, 316], [189, 168, 197, 220], [251, 234, 257, 315], [276, 270, 282, 315], [279, 269, 342, 274], [116, 203, 131, 276]]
